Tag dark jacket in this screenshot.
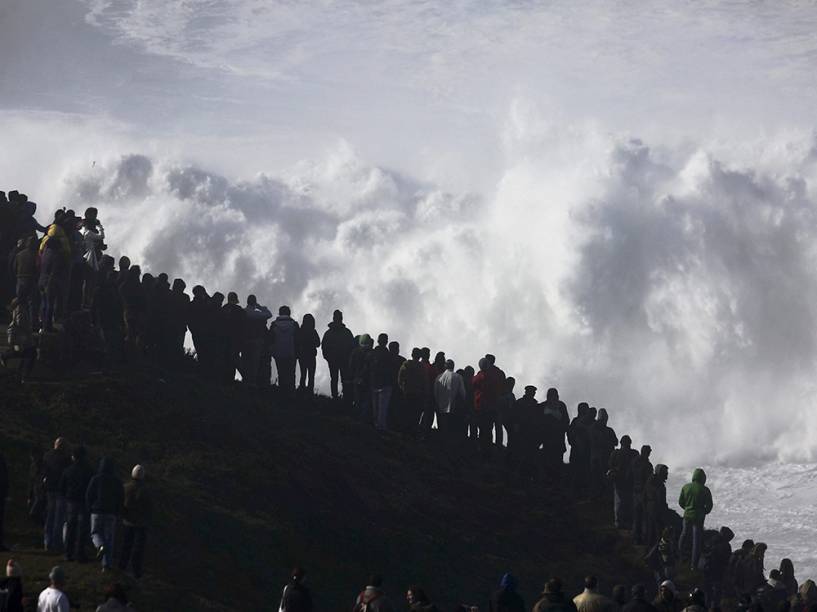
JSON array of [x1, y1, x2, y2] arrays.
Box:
[[367, 345, 394, 389], [296, 327, 321, 360], [608, 448, 639, 488], [353, 586, 395, 612], [58, 459, 94, 503], [280, 580, 313, 612], [490, 588, 525, 612], [321, 321, 355, 363], [0, 576, 24, 612], [533, 593, 579, 612], [123, 479, 152, 527], [85, 458, 124, 514], [651, 594, 682, 612], [43, 448, 71, 493]]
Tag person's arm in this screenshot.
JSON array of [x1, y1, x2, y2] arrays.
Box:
[[678, 486, 687, 510], [59, 592, 71, 612], [704, 488, 713, 515]]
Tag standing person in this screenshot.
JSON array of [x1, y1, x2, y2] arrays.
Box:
[[418, 348, 438, 435], [37, 566, 70, 612], [242, 295, 271, 385], [398, 349, 426, 433], [0, 559, 24, 612], [119, 465, 151, 580], [472, 358, 504, 455], [387, 342, 406, 430], [573, 576, 615, 612], [433, 360, 466, 437], [221, 292, 246, 383], [631, 445, 654, 544], [484, 354, 507, 447], [490, 573, 525, 612], [38, 237, 67, 333], [461, 366, 476, 440], [58, 446, 93, 562], [85, 457, 124, 572], [533, 578, 578, 612], [321, 310, 355, 400], [590, 409, 617, 492], [644, 465, 669, 546], [569, 405, 597, 495], [513, 386, 541, 481], [367, 333, 395, 431], [0, 452, 7, 551], [296, 314, 321, 395], [622, 585, 657, 612], [700, 526, 734, 608], [498, 378, 517, 457], [271, 306, 299, 395], [780, 559, 799, 597], [353, 574, 395, 612], [349, 335, 374, 419], [540, 392, 569, 479], [187, 285, 212, 372], [279, 567, 312, 612], [728, 540, 756, 598], [645, 526, 678, 585], [10, 237, 37, 321], [80, 209, 105, 310], [677, 468, 714, 572], [608, 435, 639, 530], [43, 438, 71, 552], [2, 297, 37, 383]]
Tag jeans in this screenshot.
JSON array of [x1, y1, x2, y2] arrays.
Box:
[[274, 356, 296, 394], [372, 386, 392, 431], [613, 484, 634, 528], [327, 360, 345, 398], [44, 492, 65, 551], [241, 340, 262, 384], [298, 355, 316, 393], [678, 518, 704, 569], [63, 501, 89, 560], [90, 513, 117, 568], [119, 524, 147, 578]]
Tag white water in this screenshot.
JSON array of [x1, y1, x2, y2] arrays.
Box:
[[3, 0, 817, 578]]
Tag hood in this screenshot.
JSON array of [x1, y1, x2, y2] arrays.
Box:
[[98, 457, 114, 475], [328, 321, 346, 330], [361, 587, 384, 603], [799, 580, 817, 604], [692, 468, 706, 484], [500, 573, 517, 591]]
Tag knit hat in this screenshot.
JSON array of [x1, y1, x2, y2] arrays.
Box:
[[49, 566, 65, 584], [131, 465, 145, 480], [6, 559, 22, 578]]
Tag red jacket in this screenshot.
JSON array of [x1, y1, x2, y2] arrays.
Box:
[[472, 366, 505, 412]]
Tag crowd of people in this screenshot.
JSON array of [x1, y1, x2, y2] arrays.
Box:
[[1, 191, 814, 612]]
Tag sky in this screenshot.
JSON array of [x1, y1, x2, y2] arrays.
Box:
[[4, 0, 817, 468]]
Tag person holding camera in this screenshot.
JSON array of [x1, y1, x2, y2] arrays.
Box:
[[81, 207, 106, 311]]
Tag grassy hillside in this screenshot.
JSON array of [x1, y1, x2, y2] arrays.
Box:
[[0, 364, 653, 611]]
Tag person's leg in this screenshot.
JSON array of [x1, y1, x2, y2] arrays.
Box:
[[306, 357, 316, 393], [132, 527, 147, 578], [328, 361, 340, 398], [678, 518, 690, 559], [90, 513, 105, 556], [77, 506, 90, 562], [298, 356, 307, 390], [64, 501, 78, 560], [691, 521, 703, 570], [613, 486, 622, 528], [103, 514, 116, 568], [494, 412, 504, 447], [377, 387, 392, 431]]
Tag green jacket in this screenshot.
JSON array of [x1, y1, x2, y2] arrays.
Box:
[[678, 468, 713, 523]]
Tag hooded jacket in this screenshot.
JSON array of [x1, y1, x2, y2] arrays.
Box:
[[321, 321, 355, 363], [398, 359, 427, 396], [58, 458, 94, 503], [434, 370, 466, 415], [123, 478, 153, 527], [85, 458, 124, 514], [678, 469, 713, 523], [271, 315, 299, 359], [490, 574, 525, 612]]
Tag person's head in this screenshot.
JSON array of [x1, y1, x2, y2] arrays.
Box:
[[172, 278, 186, 292], [720, 526, 735, 543], [692, 468, 707, 484], [753, 543, 767, 559], [130, 265, 141, 280], [433, 352, 446, 367], [388, 341, 400, 356], [333, 309, 343, 323], [780, 558, 795, 578], [770, 569, 782, 582], [71, 446, 86, 463], [478, 358, 488, 372], [611, 585, 628, 605], [464, 365, 474, 377], [105, 583, 128, 604], [421, 347, 430, 361], [279, 305, 291, 316], [597, 408, 609, 424], [524, 385, 536, 398], [359, 334, 373, 348], [131, 465, 145, 481], [54, 437, 66, 451], [543, 578, 563, 595], [192, 285, 207, 299], [640, 445, 652, 458], [367, 574, 383, 588], [546, 388, 559, 402], [377, 333, 388, 347], [587, 406, 597, 420], [655, 464, 669, 482], [49, 565, 66, 589], [445, 359, 455, 371], [505, 377, 516, 392], [499, 573, 517, 592], [689, 588, 706, 608], [212, 291, 224, 306], [407, 586, 428, 605], [118, 255, 130, 272], [577, 402, 589, 416], [227, 292, 239, 305], [584, 576, 598, 592], [6, 559, 21, 578], [411, 348, 422, 360], [741, 539, 755, 552], [247, 294, 257, 306], [631, 584, 646, 601], [291, 567, 306, 583], [620, 435, 632, 450], [659, 581, 677, 601]]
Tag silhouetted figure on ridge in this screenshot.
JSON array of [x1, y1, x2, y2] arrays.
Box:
[[608, 435, 638, 529], [321, 310, 355, 400], [510, 385, 540, 481], [590, 408, 617, 492], [472, 357, 504, 455], [700, 526, 734, 608], [296, 313, 321, 395], [58, 446, 93, 563], [242, 294, 271, 385], [168, 278, 190, 361], [484, 354, 507, 447], [188, 285, 212, 373], [119, 464, 151, 580], [368, 333, 394, 431], [418, 348, 437, 435], [86, 456, 124, 572], [398, 348, 426, 434], [568, 403, 594, 493], [222, 292, 246, 383], [80, 207, 105, 310], [498, 377, 517, 458], [644, 464, 669, 546], [39, 236, 67, 333], [433, 359, 465, 437], [271, 305, 299, 395], [279, 567, 313, 612], [729, 539, 756, 598], [387, 341, 405, 430], [631, 444, 654, 544], [677, 468, 713, 572], [349, 334, 374, 419], [780, 558, 799, 596], [43, 437, 71, 552]]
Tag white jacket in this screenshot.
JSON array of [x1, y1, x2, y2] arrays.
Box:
[[434, 369, 465, 414], [82, 225, 105, 271]]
